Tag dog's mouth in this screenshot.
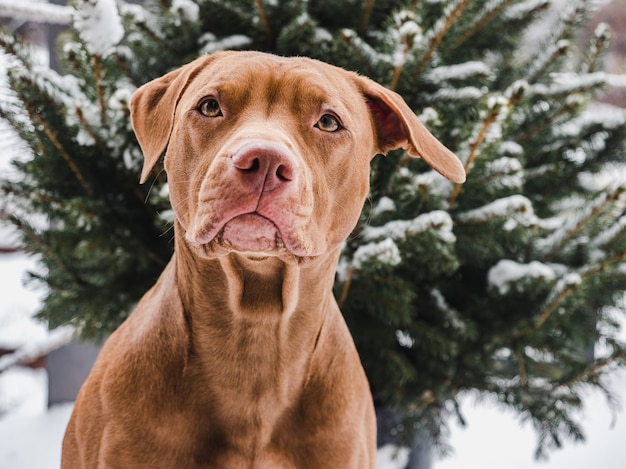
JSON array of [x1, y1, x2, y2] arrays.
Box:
[[187, 211, 318, 261], [218, 213, 286, 253]]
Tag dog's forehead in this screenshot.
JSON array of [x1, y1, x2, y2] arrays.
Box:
[[184, 53, 365, 112]]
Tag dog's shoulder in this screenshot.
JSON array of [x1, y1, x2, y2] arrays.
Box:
[[81, 259, 188, 405]]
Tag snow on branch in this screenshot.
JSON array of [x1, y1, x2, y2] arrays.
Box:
[[552, 71, 626, 89], [488, 259, 557, 295], [557, 103, 626, 138], [0, 0, 72, 25], [341, 29, 388, 68], [199, 34, 252, 55], [456, 194, 536, 225], [422, 61, 493, 83], [74, 0, 124, 58], [591, 214, 626, 254], [0, 326, 74, 373], [503, 0, 549, 21], [529, 72, 626, 98], [363, 210, 455, 242], [351, 238, 401, 270], [537, 186, 626, 261], [421, 86, 486, 103]]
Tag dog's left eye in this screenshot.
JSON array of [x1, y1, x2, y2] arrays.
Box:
[[199, 99, 222, 118], [315, 114, 341, 132]]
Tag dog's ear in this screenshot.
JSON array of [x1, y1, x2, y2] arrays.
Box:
[[130, 56, 210, 183], [356, 76, 466, 184]]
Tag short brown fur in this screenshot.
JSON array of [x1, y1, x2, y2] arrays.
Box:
[[61, 51, 464, 469]]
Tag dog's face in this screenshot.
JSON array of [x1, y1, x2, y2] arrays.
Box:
[[130, 51, 464, 262]]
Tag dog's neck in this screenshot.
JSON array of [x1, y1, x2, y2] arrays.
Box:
[[174, 238, 339, 318], [173, 228, 341, 349], [172, 229, 342, 418]]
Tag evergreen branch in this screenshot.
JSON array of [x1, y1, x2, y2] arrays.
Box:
[[581, 23, 611, 74], [449, 105, 501, 204], [518, 281, 578, 339], [542, 188, 624, 262], [515, 250, 626, 339], [0, 32, 32, 69], [555, 349, 626, 390], [75, 105, 106, 152], [254, 0, 273, 44], [515, 104, 574, 145], [553, 0, 587, 45], [134, 19, 177, 54], [7, 215, 85, 288], [598, 218, 626, 253], [450, 0, 516, 52], [526, 0, 587, 83], [357, 0, 376, 35], [339, 29, 382, 75], [112, 52, 136, 85], [92, 54, 108, 125], [517, 343, 528, 387], [25, 102, 93, 197], [415, 0, 473, 79], [526, 40, 569, 85]]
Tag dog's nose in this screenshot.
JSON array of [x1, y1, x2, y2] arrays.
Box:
[[231, 143, 296, 192]]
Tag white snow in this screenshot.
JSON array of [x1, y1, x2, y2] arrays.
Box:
[[423, 86, 486, 103], [352, 238, 401, 270], [0, 0, 72, 25], [423, 61, 493, 83], [363, 211, 454, 242], [456, 194, 536, 225], [504, 0, 549, 21], [591, 213, 626, 251], [199, 34, 253, 55], [551, 71, 626, 89], [578, 164, 626, 192], [372, 197, 397, 217], [0, 401, 72, 469], [395, 330, 415, 349], [170, 0, 200, 24], [485, 157, 524, 189], [488, 259, 556, 294], [0, 366, 47, 417], [531, 72, 626, 98], [341, 29, 387, 67], [313, 27, 333, 43], [72, 0, 124, 57], [0, 252, 46, 349]]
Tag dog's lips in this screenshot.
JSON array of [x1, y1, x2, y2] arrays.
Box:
[[219, 214, 285, 253], [187, 208, 320, 259]]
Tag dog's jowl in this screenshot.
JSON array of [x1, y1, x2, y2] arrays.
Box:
[[61, 51, 465, 469]]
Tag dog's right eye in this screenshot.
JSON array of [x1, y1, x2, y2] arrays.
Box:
[[199, 99, 222, 118]]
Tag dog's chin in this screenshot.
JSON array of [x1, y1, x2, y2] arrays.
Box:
[[220, 214, 285, 253]]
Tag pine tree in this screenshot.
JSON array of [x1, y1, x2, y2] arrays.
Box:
[[1, 0, 625, 459]]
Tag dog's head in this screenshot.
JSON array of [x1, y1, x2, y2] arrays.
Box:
[[130, 51, 464, 262]]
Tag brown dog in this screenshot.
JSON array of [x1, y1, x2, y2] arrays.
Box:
[[61, 51, 464, 468]]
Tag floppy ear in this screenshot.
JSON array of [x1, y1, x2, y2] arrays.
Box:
[[356, 76, 466, 184], [130, 55, 211, 183]]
